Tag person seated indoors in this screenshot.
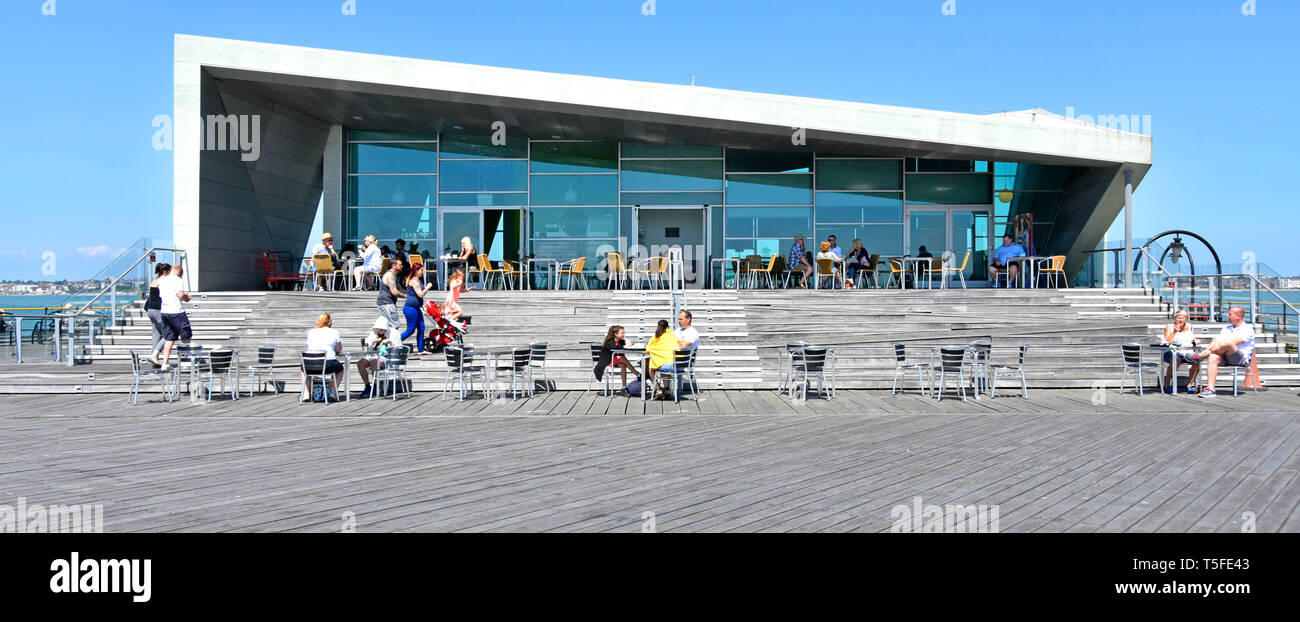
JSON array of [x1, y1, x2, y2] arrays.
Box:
[[1187, 306, 1256, 398], [596, 325, 642, 388], [989, 234, 1027, 287], [1161, 309, 1200, 394], [357, 318, 392, 398]]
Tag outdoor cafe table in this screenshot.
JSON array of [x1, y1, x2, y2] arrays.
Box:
[[342, 350, 380, 401], [1142, 344, 1177, 394], [439, 257, 472, 290], [481, 347, 529, 399], [170, 345, 208, 403], [612, 346, 650, 402], [710, 257, 741, 290], [525, 257, 560, 290], [1006, 256, 1048, 288], [896, 256, 934, 290]]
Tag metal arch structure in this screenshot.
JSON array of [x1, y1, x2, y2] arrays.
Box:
[[1135, 230, 1224, 319]]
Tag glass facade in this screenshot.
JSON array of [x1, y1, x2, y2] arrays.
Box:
[[344, 131, 1091, 283]]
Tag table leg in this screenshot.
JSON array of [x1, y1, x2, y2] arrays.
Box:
[[344, 354, 351, 401]]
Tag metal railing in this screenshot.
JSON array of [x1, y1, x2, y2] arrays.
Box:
[[1166, 272, 1300, 363], [72, 247, 190, 329], [2, 312, 105, 365], [668, 247, 685, 321]]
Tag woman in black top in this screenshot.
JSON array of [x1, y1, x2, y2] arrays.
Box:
[[595, 325, 641, 387], [400, 263, 433, 354], [145, 263, 170, 366], [845, 238, 872, 288], [458, 237, 478, 289]]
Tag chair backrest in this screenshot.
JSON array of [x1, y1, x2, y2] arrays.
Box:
[[476, 254, 493, 272], [529, 341, 548, 363], [177, 344, 203, 362], [301, 350, 327, 374], [589, 343, 604, 364], [744, 254, 763, 270], [868, 254, 881, 270], [569, 257, 587, 274], [444, 346, 466, 371], [208, 349, 235, 372], [653, 256, 669, 275], [312, 254, 334, 272], [889, 257, 903, 272], [955, 251, 971, 271], [409, 254, 424, 268], [968, 339, 992, 362], [786, 340, 809, 352], [129, 349, 144, 374], [606, 252, 625, 272], [510, 346, 532, 370], [671, 347, 693, 372], [256, 343, 275, 366], [927, 257, 943, 271], [892, 342, 908, 363], [816, 258, 834, 275], [796, 346, 828, 371], [1016, 344, 1030, 367], [385, 345, 409, 369], [380, 257, 392, 274], [938, 347, 967, 371], [762, 254, 778, 272], [1121, 343, 1143, 365], [1050, 255, 1065, 271]]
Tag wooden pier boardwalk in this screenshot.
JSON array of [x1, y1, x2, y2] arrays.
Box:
[[2, 388, 1298, 532]]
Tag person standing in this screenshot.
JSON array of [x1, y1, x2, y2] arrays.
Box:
[[144, 263, 170, 366], [376, 259, 405, 336], [401, 263, 433, 354], [156, 264, 193, 370]]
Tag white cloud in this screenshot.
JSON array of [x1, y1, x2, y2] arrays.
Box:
[[77, 245, 112, 257]]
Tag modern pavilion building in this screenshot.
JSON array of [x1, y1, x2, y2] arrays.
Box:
[[173, 35, 1152, 291]]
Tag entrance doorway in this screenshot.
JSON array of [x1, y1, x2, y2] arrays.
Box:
[[633, 206, 708, 288], [437, 208, 522, 285], [904, 205, 992, 284]]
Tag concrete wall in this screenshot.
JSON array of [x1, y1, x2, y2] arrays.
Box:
[[176, 68, 331, 291]]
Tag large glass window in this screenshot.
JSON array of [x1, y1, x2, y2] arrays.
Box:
[[816, 159, 902, 191], [530, 207, 619, 239], [725, 174, 814, 205], [348, 208, 435, 241], [439, 160, 527, 192], [816, 192, 903, 223], [621, 160, 723, 192], [439, 193, 527, 207], [439, 132, 528, 159], [725, 207, 813, 239], [348, 175, 437, 207], [725, 149, 813, 173], [621, 144, 722, 158], [349, 143, 438, 174], [530, 142, 618, 173], [905, 174, 992, 205], [813, 225, 903, 257], [531, 174, 619, 206], [622, 192, 723, 206]]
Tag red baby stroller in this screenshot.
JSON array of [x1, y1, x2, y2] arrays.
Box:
[[424, 300, 470, 353]]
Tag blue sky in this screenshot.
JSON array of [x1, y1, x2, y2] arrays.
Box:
[[1, 0, 1296, 279]]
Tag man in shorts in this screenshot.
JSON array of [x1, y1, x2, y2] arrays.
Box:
[[989, 234, 1026, 287], [156, 264, 193, 370], [1187, 306, 1255, 398]]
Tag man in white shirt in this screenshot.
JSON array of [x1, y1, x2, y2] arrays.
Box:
[[1189, 306, 1256, 398], [156, 264, 192, 369], [825, 235, 843, 259], [676, 310, 700, 351], [352, 235, 382, 290]]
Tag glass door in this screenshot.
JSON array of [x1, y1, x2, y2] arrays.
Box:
[[905, 205, 992, 284], [438, 208, 482, 287]]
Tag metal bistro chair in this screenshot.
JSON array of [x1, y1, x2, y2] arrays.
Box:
[[854, 254, 881, 289], [779, 341, 811, 394], [586, 343, 615, 397], [634, 256, 664, 290], [442, 345, 486, 402], [494, 345, 534, 400], [740, 254, 762, 289], [815, 258, 844, 289], [375, 344, 412, 401], [311, 254, 345, 291], [657, 347, 700, 403], [749, 254, 779, 289], [557, 257, 588, 290], [967, 339, 993, 396], [884, 257, 906, 289], [605, 252, 630, 289], [299, 350, 333, 405], [477, 255, 508, 290], [528, 341, 551, 394], [1119, 342, 1165, 396], [789, 346, 832, 401], [1037, 255, 1068, 288], [931, 346, 973, 403], [243, 343, 278, 397], [942, 251, 971, 290], [890, 342, 930, 396], [195, 348, 240, 403], [989, 344, 1031, 399], [1207, 351, 1259, 397], [918, 257, 943, 289], [128, 349, 172, 405]]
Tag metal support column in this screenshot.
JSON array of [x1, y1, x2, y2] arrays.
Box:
[[1123, 170, 1134, 289]]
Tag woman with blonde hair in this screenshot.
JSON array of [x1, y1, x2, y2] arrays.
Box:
[[1163, 309, 1201, 393], [305, 312, 345, 399]]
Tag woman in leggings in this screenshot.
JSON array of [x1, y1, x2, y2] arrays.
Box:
[[145, 263, 171, 366], [400, 263, 433, 354]]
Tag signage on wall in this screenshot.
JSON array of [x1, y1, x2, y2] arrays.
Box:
[[665, 227, 680, 238]]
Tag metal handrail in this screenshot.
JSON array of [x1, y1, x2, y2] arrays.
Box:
[[1167, 272, 1300, 363], [73, 247, 190, 320]]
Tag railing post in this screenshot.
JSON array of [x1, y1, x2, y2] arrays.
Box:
[[13, 317, 21, 364], [1208, 277, 1217, 323], [1250, 275, 1258, 323], [53, 315, 61, 362], [66, 317, 75, 367], [110, 283, 117, 329]]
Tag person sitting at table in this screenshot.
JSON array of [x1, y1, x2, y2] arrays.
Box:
[[845, 239, 872, 289], [458, 237, 479, 289], [826, 235, 843, 259], [989, 234, 1027, 287], [645, 319, 676, 386], [304, 313, 345, 400], [815, 241, 843, 288], [595, 325, 641, 388], [787, 234, 813, 288], [352, 235, 382, 291], [1162, 309, 1200, 394], [356, 317, 392, 399], [916, 245, 933, 258]]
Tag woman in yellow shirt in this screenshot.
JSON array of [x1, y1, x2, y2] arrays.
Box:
[[645, 319, 676, 383]]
